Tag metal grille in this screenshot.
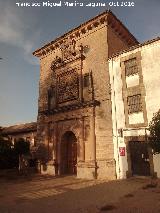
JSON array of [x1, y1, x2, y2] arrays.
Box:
[[127, 94, 142, 114], [125, 58, 138, 76]]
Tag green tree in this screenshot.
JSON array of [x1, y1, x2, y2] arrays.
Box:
[[35, 143, 48, 163], [14, 138, 30, 171], [34, 143, 48, 172], [0, 136, 16, 169], [149, 109, 160, 154]]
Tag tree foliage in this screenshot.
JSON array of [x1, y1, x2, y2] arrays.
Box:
[[0, 136, 12, 154], [35, 143, 48, 163], [14, 138, 30, 171], [0, 136, 18, 169], [0, 136, 30, 170], [14, 138, 30, 155], [149, 109, 160, 154]]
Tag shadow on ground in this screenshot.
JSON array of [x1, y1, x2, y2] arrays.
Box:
[[0, 175, 160, 213]]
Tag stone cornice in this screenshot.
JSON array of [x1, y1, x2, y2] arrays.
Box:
[[38, 100, 100, 115], [51, 53, 85, 70], [33, 10, 138, 58], [107, 10, 138, 47]]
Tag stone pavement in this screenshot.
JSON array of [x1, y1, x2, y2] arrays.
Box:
[[0, 175, 160, 213]]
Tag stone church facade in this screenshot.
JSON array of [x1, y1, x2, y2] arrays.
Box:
[[33, 10, 138, 179]]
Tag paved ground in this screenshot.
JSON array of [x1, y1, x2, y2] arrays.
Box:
[[0, 174, 160, 213]]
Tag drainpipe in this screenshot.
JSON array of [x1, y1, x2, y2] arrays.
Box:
[[90, 70, 97, 178], [111, 58, 121, 179]]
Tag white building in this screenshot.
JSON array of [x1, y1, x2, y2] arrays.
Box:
[[109, 37, 160, 179]]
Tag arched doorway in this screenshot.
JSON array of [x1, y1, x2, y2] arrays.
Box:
[[60, 131, 77, 175]]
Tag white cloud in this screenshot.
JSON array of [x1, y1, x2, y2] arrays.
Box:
[[0, 7, 22, 43], [0, 2, 40, 65]]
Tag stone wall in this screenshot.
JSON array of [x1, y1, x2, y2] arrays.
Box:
[[34, 11, 138, 179]]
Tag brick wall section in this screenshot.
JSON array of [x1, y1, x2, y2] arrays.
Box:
[[108, 26, 131, 57]]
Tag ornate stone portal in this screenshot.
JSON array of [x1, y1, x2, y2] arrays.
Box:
[[33, 10, 138, 179]]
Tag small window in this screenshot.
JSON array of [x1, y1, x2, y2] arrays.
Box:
[[127, 94, 142, 114], [83, 74, 90, 87], [48, 87, 56, 110], [125, 58, 138, 76]]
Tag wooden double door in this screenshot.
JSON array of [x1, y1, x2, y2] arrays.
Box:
[[61, 131, 77, 175], [129, 141, 150, 176]]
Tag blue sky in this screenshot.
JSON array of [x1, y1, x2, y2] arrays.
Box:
[[0, 0, 160, 126]]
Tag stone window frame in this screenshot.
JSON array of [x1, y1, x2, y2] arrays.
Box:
[[120, 51, 148, 128], [124, 136, 155, 178]]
